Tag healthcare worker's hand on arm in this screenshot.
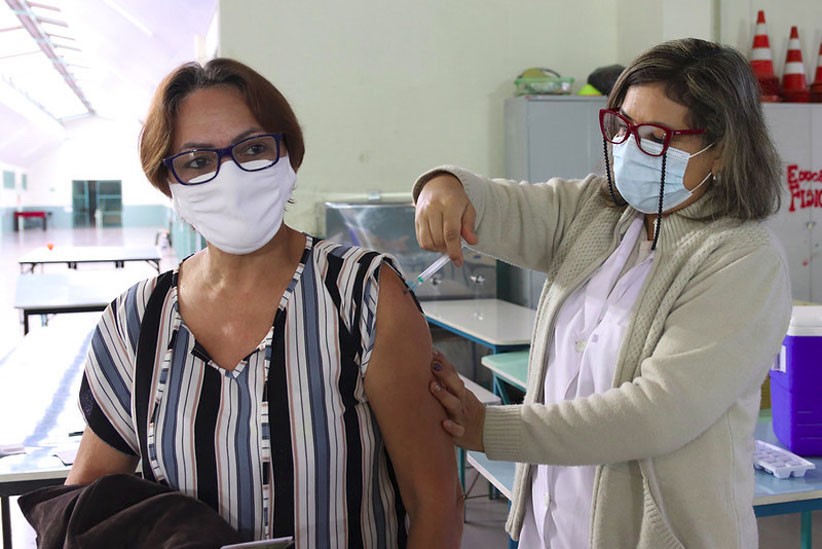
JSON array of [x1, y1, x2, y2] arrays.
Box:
[[415, 174, 479, 267], [429, 349, 486, 451]]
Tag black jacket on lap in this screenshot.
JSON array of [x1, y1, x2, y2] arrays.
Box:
[[18, 474, 244, 549]]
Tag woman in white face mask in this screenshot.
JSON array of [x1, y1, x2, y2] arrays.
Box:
[[65, 58, 463, 547], [415, 39, 791, 548]]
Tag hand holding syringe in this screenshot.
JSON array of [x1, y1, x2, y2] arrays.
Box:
[[410, 173, 479, 294], [403, 240, 465, 294]]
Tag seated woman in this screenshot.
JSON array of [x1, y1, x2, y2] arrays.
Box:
[[66, 58, 463, 548]]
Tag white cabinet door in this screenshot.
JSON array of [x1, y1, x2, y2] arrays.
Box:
[[505, 96, 607, 182], [526, 96, 606, 181], [809, 105, 822, 302], [763, 104, 814, 302]]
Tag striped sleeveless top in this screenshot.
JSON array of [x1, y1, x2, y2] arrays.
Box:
[[79, 235, 409, 547]]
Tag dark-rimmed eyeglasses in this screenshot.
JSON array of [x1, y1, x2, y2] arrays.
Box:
[[163, 133, 284, 185], [599, 109, 705, 157]]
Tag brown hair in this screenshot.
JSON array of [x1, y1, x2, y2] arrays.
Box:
[[139, 58, 304, 197], [603, 38, 781, 220]]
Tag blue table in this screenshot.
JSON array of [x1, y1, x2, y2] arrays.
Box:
[[467, 418, 822, 548], [13, 270, 146, 334], [457, 376, 501, 497], [754, 418, 822, 549], [421, 299, 534, 354], [481, 351, 528, 405], [18, 245, 161, 274], [466, 451, 517, 549]]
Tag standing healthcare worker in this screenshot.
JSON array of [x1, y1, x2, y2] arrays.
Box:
[[414, 38, 792, 548]]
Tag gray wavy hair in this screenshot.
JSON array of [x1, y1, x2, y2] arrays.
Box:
[[603, 38, 782, 220]]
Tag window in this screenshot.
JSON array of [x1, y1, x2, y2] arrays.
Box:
[[2, 171, 14, 190]]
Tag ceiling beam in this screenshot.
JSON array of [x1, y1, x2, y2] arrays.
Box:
[[51, 42, 81, 52], [26, 0, 58, 10], [45, 31, 74, 41], [5, 0, 94, 115], [29, 13, 66, 27]]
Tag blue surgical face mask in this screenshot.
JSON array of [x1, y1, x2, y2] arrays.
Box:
[[612, 137, 713, 214]]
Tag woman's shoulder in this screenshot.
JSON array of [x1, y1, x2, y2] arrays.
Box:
[[311, 238, 403, 277], [125, 268, 175, 305], [672, 217, 790, 291], [312, 237, 388, 259], [692, 216, 781, 255], [308, 238, 406, 312], [87, 270, 174, 384], [105, 269, 177, 334], [719, 220, 790, 271]]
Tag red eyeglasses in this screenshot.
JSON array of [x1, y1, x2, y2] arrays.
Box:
[[599, 109, 705, 157]]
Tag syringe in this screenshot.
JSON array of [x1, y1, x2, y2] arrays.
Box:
[[404, 241, 464, 294]]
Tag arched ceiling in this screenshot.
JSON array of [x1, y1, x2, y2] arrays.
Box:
[[0, 0, 217, 166]]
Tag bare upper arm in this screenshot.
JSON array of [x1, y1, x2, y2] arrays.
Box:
[[65, 427, 139, 485], [363, 266, 461, 519]]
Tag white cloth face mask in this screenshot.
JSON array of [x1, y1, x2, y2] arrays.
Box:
[[612, 137, 712, 214], [170, 156, 296, 255]]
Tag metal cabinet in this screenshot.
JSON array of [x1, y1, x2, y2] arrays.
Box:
[[502, 95, 606, 308], [505, 95, 607, 182]]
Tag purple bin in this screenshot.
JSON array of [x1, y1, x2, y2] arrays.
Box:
[[770, 306, 822, 457]]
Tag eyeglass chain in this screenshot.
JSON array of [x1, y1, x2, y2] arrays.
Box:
[[602, 136, 666, 251]]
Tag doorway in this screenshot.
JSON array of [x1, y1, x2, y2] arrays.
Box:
[[72, 180, 122, 228]]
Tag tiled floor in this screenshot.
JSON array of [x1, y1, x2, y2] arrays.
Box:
[[1, 226, 819, 548]]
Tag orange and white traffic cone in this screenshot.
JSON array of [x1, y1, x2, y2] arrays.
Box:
[[750, 10, 780, 101], [810, 41, 822, 103], [781, 26, 810, 102]]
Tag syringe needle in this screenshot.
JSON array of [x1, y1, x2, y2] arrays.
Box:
[[403, 251, 459, 295]]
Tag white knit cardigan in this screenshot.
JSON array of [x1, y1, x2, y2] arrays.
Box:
[[414, 167, 791, 548]]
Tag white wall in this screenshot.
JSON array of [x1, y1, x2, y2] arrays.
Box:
[[719, 0, 822, 80], [213, 1, 821, 236], [0, 161, 25, 211], [616, 0, 717, 64], [219, 0, 620, 234], [25, 116, 168, 209]]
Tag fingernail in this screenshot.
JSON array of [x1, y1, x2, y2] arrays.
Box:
[[432, 382, 441, 392], [433, 362, 442, 371]]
